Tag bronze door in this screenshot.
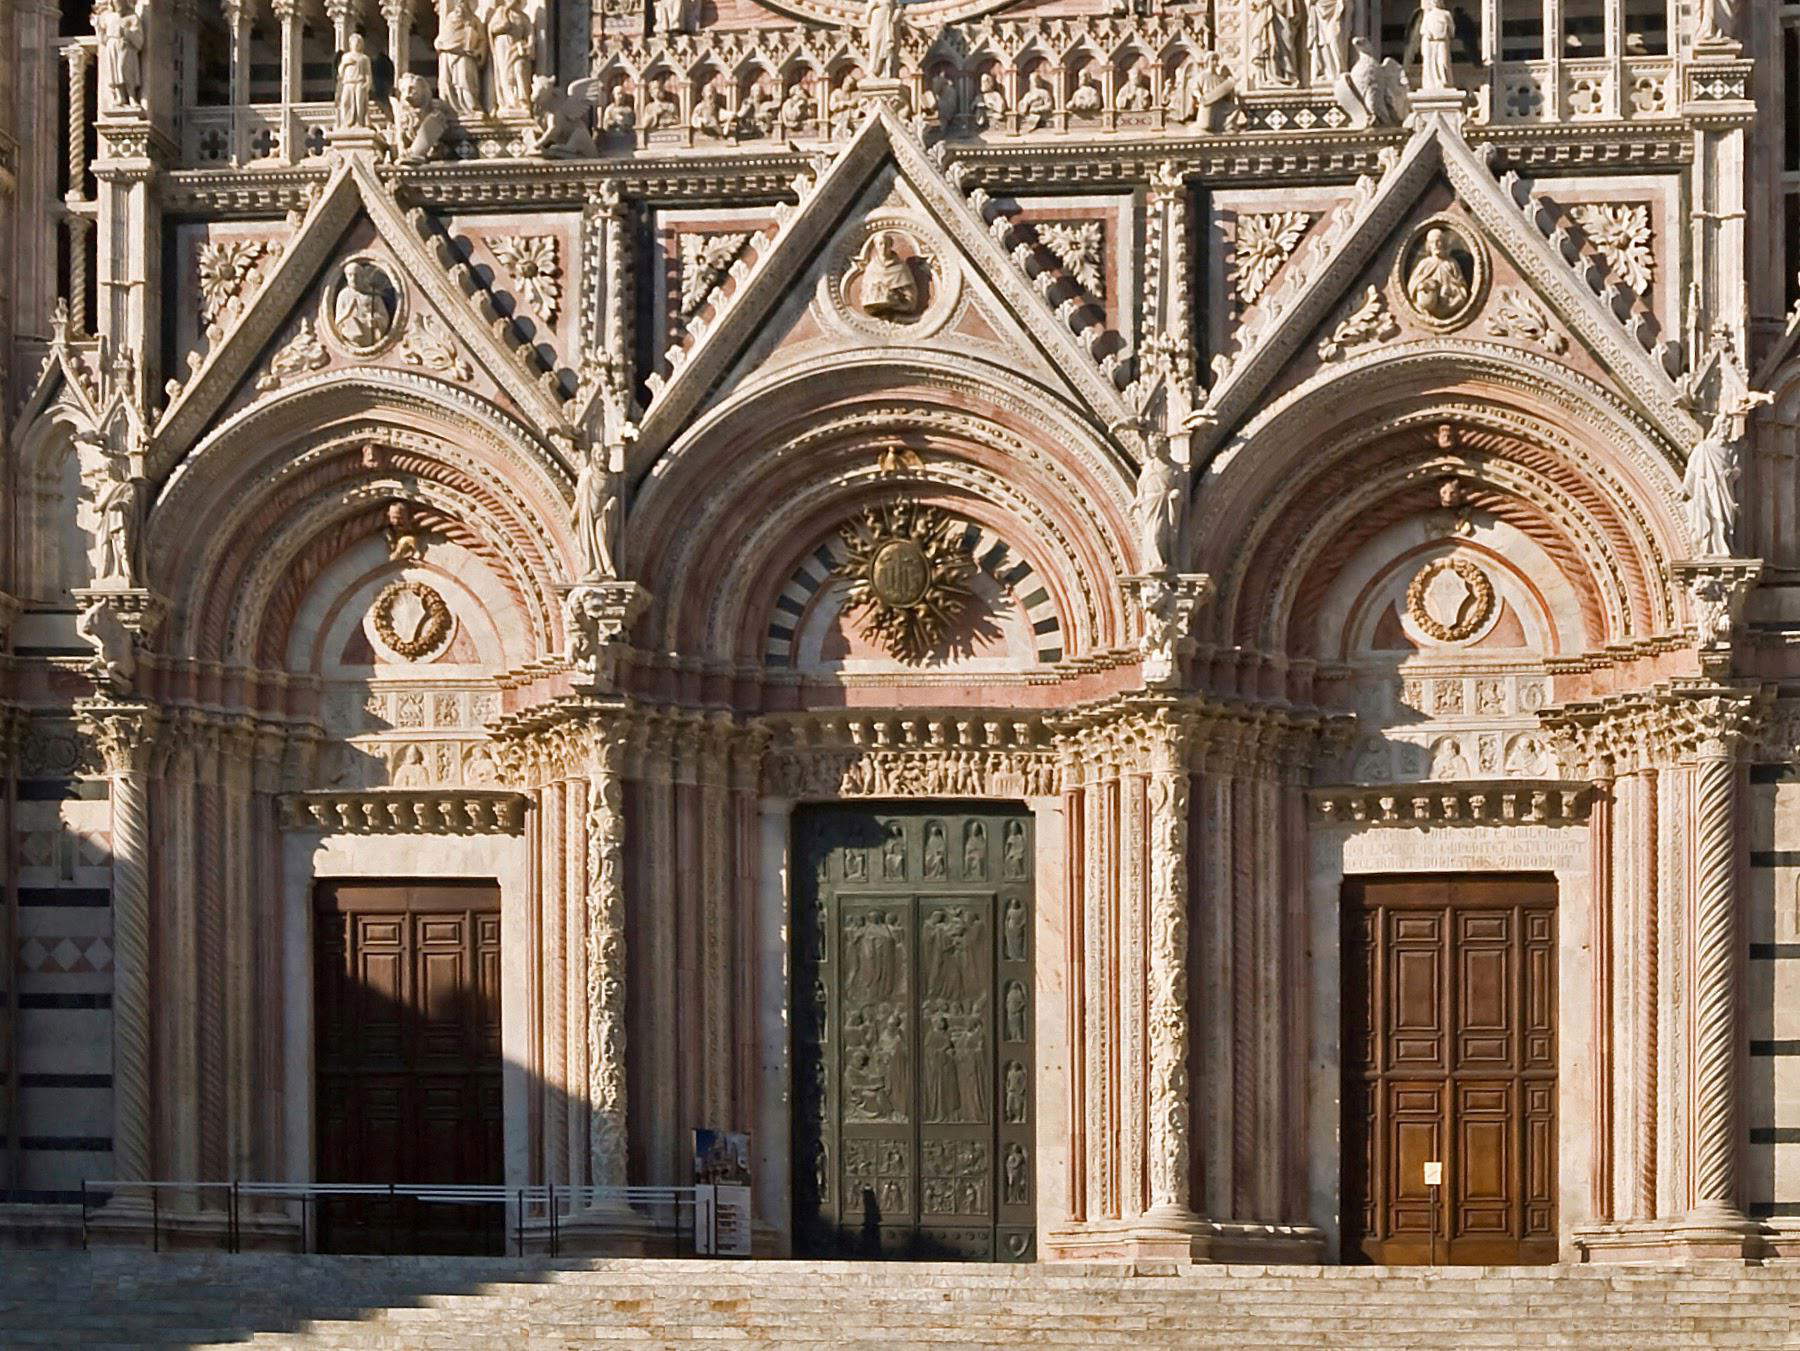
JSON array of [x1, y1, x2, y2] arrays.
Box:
[[1342, 874, 1557, 1265], [314, 881, 504, 1254], [793, 805, 1035, 1261]]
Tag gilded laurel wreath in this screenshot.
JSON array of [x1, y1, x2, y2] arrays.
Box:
[[1406, 557, 1495, 643], [835, 502, 976, 663], [372, 579, 453, 660]]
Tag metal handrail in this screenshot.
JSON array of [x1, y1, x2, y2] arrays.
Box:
[[80, 1179, 701, 1258]]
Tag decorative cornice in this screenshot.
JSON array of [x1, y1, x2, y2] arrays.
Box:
[[1312, 780, 1591, 827], [278, 789, 529, 834]]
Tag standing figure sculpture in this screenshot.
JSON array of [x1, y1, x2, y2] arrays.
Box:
[[436, 0, 488, 117], [486, 0, 535, 114], [865, 0, 904, 80], [1252, 0, 1302, 87], [1135, 438, 1184, 574], [574, 447, 622, 580], [1695, 0, 1737, 42], [1684, 413, 1741, 557], [83, 440, 142, 587], [336, 34, 373, 129], [1419, 0, 1456, 93], [1308, 0, 1348, 83], [96, 0, 146, 111]]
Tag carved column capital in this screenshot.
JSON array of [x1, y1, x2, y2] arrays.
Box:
[[1672, 558, 1761, 677], [563, 580, 651, 693], [1123, 574, 1214, 690], [74, 696, 161, 775]]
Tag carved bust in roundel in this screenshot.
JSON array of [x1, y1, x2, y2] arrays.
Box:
[[324, 255, 404, 355], [849, 230, 927, 321], [1392, 216, 1488, 332]]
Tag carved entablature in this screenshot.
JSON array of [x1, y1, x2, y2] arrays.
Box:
[[760, 711, 1057, 799], [1312, 781, 1591, 828], [278, 789, 529, 835]]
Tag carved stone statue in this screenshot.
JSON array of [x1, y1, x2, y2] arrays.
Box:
[[574, 448, 622, 580], [1695, 0, 1737, 42], [77, 599, 136, 694], [1336, 37, 1411, 128], [1252, 0, 1303, 87], [1406, 228, 1470, 319], [391, 73, 452, 163], [1419, 0, 1456, 93], [96, 0, 145, 111], [82, 441, 142, 587], [529, 77, 604, 158], [333, 260, 395, 347], [864, 0, 904, 80], [386, 502, 423, 561], [486, 0, 535, 115], [1308, 0, 1347, 83], [1016, 71, 1053, 132], [435, 0, 488, 118], [1684, 413, 1741, 557], [1135, 438, 1184, 573], [857, 233, 919, 318], [335, 35, 373, 129], [1174, 50, 1238, 132], [656, 0, 696, 33]]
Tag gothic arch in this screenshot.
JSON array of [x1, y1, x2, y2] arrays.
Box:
[[148, 374, 577, 666]]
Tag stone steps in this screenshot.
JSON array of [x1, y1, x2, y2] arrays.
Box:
[[0, 1254, 1792, 1348]]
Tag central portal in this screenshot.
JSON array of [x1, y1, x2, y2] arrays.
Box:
[[792, 804, 1035, 1262]]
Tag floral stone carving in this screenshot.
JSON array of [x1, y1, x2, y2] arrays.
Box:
[[835, 502, 977, 663], [489, 234, 561, 320], [1233, 211, 1312, 307], [1569, 203, 1655, 295]]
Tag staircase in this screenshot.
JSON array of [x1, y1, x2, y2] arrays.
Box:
[[0, 1253, 1795, 1348]]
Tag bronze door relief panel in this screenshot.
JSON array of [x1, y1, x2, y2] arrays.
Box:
[[793, 805, 1035, 1261]]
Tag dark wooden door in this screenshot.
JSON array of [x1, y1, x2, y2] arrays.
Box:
[[792, 805, 1035, 1262], [314, 880, 503, 1254], [1342, 874, 1557, 1265]]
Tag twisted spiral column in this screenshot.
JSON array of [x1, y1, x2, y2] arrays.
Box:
[[1144, 723, 1195, 1222], [586, 730, 630, 1191], [1689, 746, 1743, 1223]]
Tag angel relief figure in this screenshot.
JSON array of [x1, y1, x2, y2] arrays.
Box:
[[530, 76, 605, 157]]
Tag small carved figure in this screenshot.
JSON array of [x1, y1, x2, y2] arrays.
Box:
[[735, 79, 777, 138], [82, 441, 141, 586], [1336, 37, 1412, 128], [573, 448, 622, 580], [1406, 227, 1471, 320], [96, 0, 146, 111], [1173, 49, 1238, 132], [1308, 0, 1348, 82], [602, 84, 638, 133], [856, 232, 920, 318], [963, 821, 987, 879], [435, 0, 489, 117], [1419, 0, 1456, 93], [656, 0, 695, 32], [780, 80, 813, 132], [1068, 70, 1103, 116], [1134, 437, 1184, 573], [391, 73, 453, 163], [1684, 413, 1741, 557], [642, 76, 679, 131], [385, 502, 423, 561], [392, 744, 430, 787], [77, 599, 136, 693], [1252, 0, 1303, 87], [1004, 1143, 1027, 1204], [924, 821, 948, 878], [1003, 825, 1027, 885], [1116, 66, 1154, 112], [1004, 980, 1027, 1043], [864, 0, 904, 80], [882, 821, 906, 877], [1016, 70, 1053, 132], [486, 0, 535, 114], [690, 84, 726, 138], [1004, 1061, 1026, 1123], [1696, 0, 1737, 41], [333, 260, 395, 348], [829, 75, 862, 138], [529, 77, 604, 157], [972, 72, 1005, 130], [336, 34, 373, 129]]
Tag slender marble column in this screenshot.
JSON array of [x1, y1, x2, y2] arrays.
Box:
[[1144, 718, 1197, 1225], [585, 730, 630, 1189]]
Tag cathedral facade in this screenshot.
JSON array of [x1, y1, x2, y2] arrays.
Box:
[[0, 0, 1793, 1267]]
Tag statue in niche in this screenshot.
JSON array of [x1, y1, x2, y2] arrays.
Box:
[[1004, 1061, 1026, 1124], [78, 432, 141, 587], [641, 75, 679, 131], [336, 34, 373, 128], [963, 821, 987, 879], [333, 259, 396, 348], [924, 821, 948, 878], [96, 0, 145, 111], [1117, 67, 1154, 112], [972, 72, 1005, 130], [864, 0, 904, 80], [1173, 49, 1238, 132], [1405, 228, 1471, 320], [1418, 0, 1457, 92], [1003, 980, 1026, 1042], [1068, 71, 1103, 116], [1252, 0, 1303, 87], [1003, 823, 1027, 883], [1004, 1143, 1028, 1204], [392, 745, 430, 787], [1016, 70, 1053, 132], [1308, 0, 1347, 82], [1134, 438, 1184, 574], [435, 0, 489, 118], [780, 80, 813, 132], [856, 232, 920, 319], [1683, 413, 1741, 557], [486, 0, 535, 114], [1002, 898, 1026, 961], [882, 822, 906, 877], [573, 445, 622, 580], [391, 74, 452, 163]]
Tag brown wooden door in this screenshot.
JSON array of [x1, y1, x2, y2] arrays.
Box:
[[1342, 874, 1557, 1265], [314, 881, 503, 1254], [792, 805, 1036, 1262]]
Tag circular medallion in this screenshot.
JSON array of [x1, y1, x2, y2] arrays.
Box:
[[1406, 558, 1495, 643], [870, 538, 931, 607], [371, 579, 453, 660], [323, 254, 405, 357], [1391, 215, 1488, 333], [821, 216, 962, 339]]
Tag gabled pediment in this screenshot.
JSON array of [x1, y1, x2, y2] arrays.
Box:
[[1192, 112, 1702, 459], [631, 105, 1134, 469], [153, 152, 573, 476]]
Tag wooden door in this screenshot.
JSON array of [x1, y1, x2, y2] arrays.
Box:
[[792, 805, 1035, 1262], [1342, 874, 1557, 1265], [314, 881, 503, 1254]]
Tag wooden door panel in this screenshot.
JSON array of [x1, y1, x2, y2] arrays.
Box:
[[1343, 874, 1557, 1265], [314, 881, 503, 1254]]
